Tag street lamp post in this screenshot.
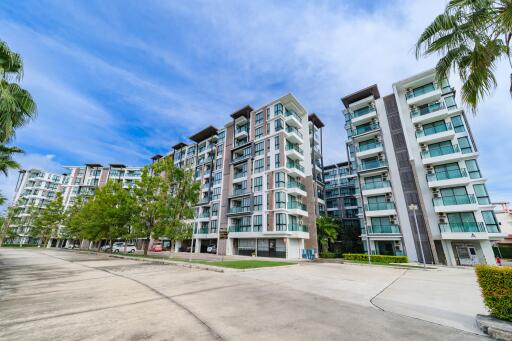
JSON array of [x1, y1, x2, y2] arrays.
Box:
[[409, 204, 426, 269]]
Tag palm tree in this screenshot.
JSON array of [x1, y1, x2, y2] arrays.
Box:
[[0, 39, 37, 142], [0, 144, 22, 176], [415, 0, 512, 112], [316, 214, 339, 253]]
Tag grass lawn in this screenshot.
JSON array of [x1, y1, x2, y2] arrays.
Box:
[[344, 259, 436, 269]]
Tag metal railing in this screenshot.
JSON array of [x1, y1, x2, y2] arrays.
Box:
[[288, 223, 308, 232], [421, 144, 459, 159], [406, 83, 437, 99], [362, 180, 391, 190], [439, 222, 485, 233], [284, 110, 303, 123], [285, 126, 303, 139], [415, 122, 453, 138], [368, 225, 400, 234], [364, 202, 395, 211], [288, 201, 307, 211], [426, 168, 467, 182], [432, 194, 476, 206]]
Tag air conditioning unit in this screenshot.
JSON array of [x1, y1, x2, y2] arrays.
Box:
[[390, 216, 398, 225], [432, 188, 440, 197]]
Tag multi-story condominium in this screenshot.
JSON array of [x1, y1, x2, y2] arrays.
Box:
[[10, 169, 65, 244], [169, 94, 321, 259], [308, 114, 326, 215], [60, 164, 142, 210], [323, 162, 361, 224], [341, 69, 505, 266]]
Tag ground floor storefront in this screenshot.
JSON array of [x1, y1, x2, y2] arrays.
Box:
[[438, 239, 496, 266]]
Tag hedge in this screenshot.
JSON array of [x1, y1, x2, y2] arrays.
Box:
[[342, 253, 408, 263], [475, 265, 512, 322], [320, 251, 343, 259], [0, 244, 39, 248]]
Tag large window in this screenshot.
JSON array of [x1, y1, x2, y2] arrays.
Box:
[[276, 213, 286, 231], [473, 184, 490, 205], [433, 162, 461, 180], [255, 127, 263, 139], [440, 186, 469, 205], [275, 191, 286, 209], [458, 137, 472, 154], [212, 187, 221, 200], [253, 159, 264, 173], [275, 153, 280, 168], [274, 119, 283, 132], [482, 211, 500, 233], [465, 159, 481, 179], [253, 195, 262, 211], [253, 176, 263, 192], [427, 140, 455, 157], [451, 115, 465, 133], [210, 220, 218, 233], [253, 215, 262, 232], [254, 142, 264, 156], [447, 212, 478, 231], [275, 172, 285, 188], [274, 136, 280, 150], [255, 111, 263, 125], [422, 120, 449, 135], [274, 103, 283, 115]]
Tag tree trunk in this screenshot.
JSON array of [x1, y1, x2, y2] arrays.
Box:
[[143, 238, 149, 256]]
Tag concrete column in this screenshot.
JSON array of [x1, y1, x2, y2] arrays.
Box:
[[480, 240, 496, 265], [442, 240, 457, 266], [194, 239, 200, 253]]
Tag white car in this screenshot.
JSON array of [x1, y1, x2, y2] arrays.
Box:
[[112, 243, 137, 253], [206, 245, 217, 254], [101, 242, 124, 252]]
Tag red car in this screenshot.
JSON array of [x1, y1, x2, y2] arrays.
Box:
[[149, 243, 162, 252]]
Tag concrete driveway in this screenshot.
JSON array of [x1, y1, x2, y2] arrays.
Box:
[[0, 248, 486, 340]]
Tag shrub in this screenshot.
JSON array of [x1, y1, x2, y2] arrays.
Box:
[[342, 253, 408, 263], [0, 244, 39, 248], [475, 265, 512, 322], [320, 251, 342, 259]]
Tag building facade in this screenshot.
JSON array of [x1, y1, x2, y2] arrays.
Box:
[[169, 94, 321, 259], [341, 69, 504, 266], [10, 169, 65, 244]]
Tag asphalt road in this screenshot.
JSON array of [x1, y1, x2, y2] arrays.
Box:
[[0, 248, 486, 341]]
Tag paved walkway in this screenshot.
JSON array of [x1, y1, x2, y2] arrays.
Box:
[[0, 248, 486, 340]]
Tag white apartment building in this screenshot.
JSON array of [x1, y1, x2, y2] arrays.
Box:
[[10, 169, 65, 244], [342, 69, 504, 266], [168, 94, 321, 259]]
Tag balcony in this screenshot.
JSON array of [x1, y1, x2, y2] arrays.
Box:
[[416, 122, 455, 144], [284, 110, 303, 128], [197, 196, 211, 205], [364, 202, 396, 217], [361, 180, 392, 196], [233, 171, 247, 182], [227, 206, 252, 215], [195, 227, 210, 235], [287, 181, 307, 196], [426, 168, 470, 188], [288, 223, 308, 232], [235, 125, 249, 138], [234, 138, 250, 148], [432, 194, 478, 213], [348, 122, 380, 140], [406, 83, 442, 106], [285, 144, 304, 161], [439, 222, 486, 233], [288, 201, 307, 211], [230, 188, 250, 197], [368, 225, 401, 234], [348, 106, 378, 125], [228, 225, 252, 233], [285, 126, 303, 144], [287, 161, 305, 177], [355, 142, 383, 158], [232, 153, 251, 164], [358, 160, 388, 172]]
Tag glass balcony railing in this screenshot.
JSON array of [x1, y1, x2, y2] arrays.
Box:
[[486, 224, 501, 233], [287, 181, 306, 191], [410, 101, 445, 118], [234, 139, 249, 148], [285, 144, 304, 155], [362, 180, 391, 190], [358, 160, 388, 171], [345, 106, 376, 120], [365, 202, 395, 211], [426, 168, 467, 182], [432, 194, 476, 206], [287, 162, 305, 173], [286, 126, 303, 139], [415, 122, 453, 138], [356, 142, 382, 152], [235, 126, 249, 135], [228, 206, 252, 214], [233, 171, 247, 179], [231, 188, 249, 196], [439, 222, 485, 233], [288, 223, 308, 232], [285, 110, 303, 123], [198, 212, 210, 219], [421, 144, 459, 159], [228, 225, 252, 232], [196, 227, 210, 234], [406, 83, 437, 99], [232, 153, 251, 163], [198, 197, 210, 204], [349, 123, 380, 137], [368, 225, 400, 234], [288, 201, 307, 211]]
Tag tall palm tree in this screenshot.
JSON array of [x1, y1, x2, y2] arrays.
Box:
[[0, 144, 22, 176], [0, 40, 37, 142], [316, 214, 339, 253], [415, 0, 512, 112]]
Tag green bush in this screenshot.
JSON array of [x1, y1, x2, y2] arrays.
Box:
[[475, 265, 512, 322], [342, 253, 408, 263], [320, 251, 342, 259], [0, 244, 39, 248]]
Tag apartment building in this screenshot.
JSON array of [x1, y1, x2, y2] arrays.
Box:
[[169, 94, 320, 259], [341, 69, 505, 266], [308, 114, 326, 215], [60, 164, 142, 210], [9, 169, 65, 244], [323, 162, 361, 224]]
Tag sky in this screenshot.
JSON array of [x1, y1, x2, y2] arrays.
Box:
[[0, 0, 511, 207]]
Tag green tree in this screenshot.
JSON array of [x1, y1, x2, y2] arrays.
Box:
[[0, 204, 22, 246], [0, 39, 37, 142], [61, 195, 87, 244], [415, 0, 512, 111], [31, 192, 65, 246], [131, 158, 199, 256], [316, 214, 339, 252], [0, 144, 23, 176]]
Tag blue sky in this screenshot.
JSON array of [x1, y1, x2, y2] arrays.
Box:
[[1, 0, 511, 205]]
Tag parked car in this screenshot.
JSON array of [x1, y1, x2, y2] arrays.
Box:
[[101, 242, 124, 252], [206, 245, 217, 254], [66, 243, 80, 249], [149, 243, 162, 252], [112, 243, 136, 253]]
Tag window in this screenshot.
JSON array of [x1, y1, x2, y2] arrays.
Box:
[[274, 136, 280, 150], [213, 172, 222, 185], [444, 95, 456, 109], [274, 103, 283, 116], [275, 153, 281, 168], [212, 187, 221, 200], [275, 172, 285, 188], [254, 142, 264, 156], [217, 130, 225, 140], [482, 211, 500, 233], [266, 156, 270, 170], [451, 115, 465, 133], [211, 203, 219, 216], [447, 212, 477, 231], [275, 191, 286, 209], [253, 215, 262, 232], [458, 137, 472, 154], [276, 213, 286, 231], [253, 195, 262, 211], [253, 159, 264, 173], [473, 184, 490, 205], [422, 120, 449, 136], [255, 111, 263, 125], [427, 140, 455, 157], [210, 220, 217, 233], [433, 162, 461, 180], [465, 159, 481, 179], [440, 186, 469, 205], [274, 119, 283, 132], [358, 138, 379, 151], [217, 144, 223, 157], [255, 127, 263, 139], [253, 176, 263, 192]]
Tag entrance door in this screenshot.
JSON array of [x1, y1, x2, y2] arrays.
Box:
[[456, 245, 473, 266], [269, 239, 276, 257]]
